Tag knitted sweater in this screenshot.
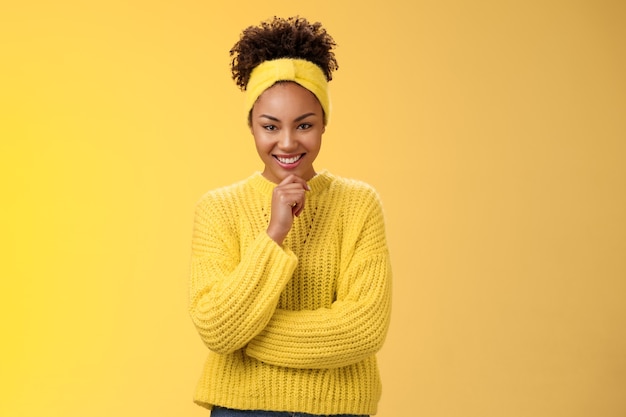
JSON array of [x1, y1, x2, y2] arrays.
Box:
[[189, 170, 392, 415]]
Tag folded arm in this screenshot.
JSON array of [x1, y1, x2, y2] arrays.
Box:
[[246, 194, 392, 369], [189, 199, 297, 354]]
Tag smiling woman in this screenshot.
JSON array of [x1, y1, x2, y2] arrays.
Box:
[[188, 16, 392, 417]]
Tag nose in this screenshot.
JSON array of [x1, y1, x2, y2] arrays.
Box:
[[277, 130, 298, 152]]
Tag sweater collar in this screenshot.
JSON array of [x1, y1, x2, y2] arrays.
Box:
[[249, 170, 333, 196]]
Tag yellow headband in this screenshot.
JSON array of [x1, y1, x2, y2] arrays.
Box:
[[245, 58, 330, 124]]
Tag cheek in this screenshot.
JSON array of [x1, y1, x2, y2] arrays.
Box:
[[304, 132, 323, 151], [253, 134, 273, 154]]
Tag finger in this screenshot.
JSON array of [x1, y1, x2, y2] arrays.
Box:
[[292, 194, 306, 216], [284, 193, 305, 211], [278, 174, 310, 190], [275, 186, 306, 203], [276, 191, 304, 215]]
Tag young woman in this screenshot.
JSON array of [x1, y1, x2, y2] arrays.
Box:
[[189, 16, 392, 417]]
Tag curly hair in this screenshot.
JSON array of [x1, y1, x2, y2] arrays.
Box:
[[230, 16, 338, 90]]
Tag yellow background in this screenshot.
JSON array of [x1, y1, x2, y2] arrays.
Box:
[[2, 1, 625, 416]]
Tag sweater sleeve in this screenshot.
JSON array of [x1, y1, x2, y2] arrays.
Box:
[[245, 191, 392, 369], [188, 193, 298, 355]]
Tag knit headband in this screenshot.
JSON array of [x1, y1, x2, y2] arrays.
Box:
[[244, 58, 330, 124]]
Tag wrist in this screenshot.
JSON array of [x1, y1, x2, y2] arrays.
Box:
[[266, 226, 287, 246]]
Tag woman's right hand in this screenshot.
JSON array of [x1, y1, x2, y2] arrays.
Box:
[[266, 174, 310, 245]]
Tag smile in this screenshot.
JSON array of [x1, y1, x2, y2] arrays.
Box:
[[274, 154, 304, 164]]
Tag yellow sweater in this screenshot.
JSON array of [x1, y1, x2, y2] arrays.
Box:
[[189, 170, 392, 415]]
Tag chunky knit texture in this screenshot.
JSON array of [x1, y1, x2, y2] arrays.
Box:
[[189, 170, 392, 415]]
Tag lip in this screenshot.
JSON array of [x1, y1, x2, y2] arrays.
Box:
[[273, 153, 305, 169]]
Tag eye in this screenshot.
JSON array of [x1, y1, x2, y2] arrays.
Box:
[[297, 123, 312, 130], [263, 124, 278, 131]]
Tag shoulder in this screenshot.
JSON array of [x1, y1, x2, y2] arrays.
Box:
[[193, 176, 258, 223], [319, 173, 386, 226], [327, 173, 383, 206], [196, 178, 248, 206], [324, 174, 389, 248]]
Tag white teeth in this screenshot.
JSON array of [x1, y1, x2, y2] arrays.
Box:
[[276, 155, 302, 164]]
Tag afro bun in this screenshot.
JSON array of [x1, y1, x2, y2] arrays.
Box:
[[230, 16, 338, 90]]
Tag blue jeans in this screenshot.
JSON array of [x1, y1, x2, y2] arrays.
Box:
[[210, 406, 368, 417]]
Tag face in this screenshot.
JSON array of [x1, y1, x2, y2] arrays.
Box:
[[250, 81, 325, 184]]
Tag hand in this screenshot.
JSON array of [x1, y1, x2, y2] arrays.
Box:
[[267, 175, 310, 245]]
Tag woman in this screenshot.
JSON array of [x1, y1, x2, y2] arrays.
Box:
[[189, 16, 392, 417]]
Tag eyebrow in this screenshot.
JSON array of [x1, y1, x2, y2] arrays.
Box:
[[258, 112, 317, 123]]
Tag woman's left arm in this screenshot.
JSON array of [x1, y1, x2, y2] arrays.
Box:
[[245, 192, 392, 369]]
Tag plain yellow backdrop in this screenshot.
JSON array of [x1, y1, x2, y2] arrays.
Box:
[[1, 1, 625, 416]]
